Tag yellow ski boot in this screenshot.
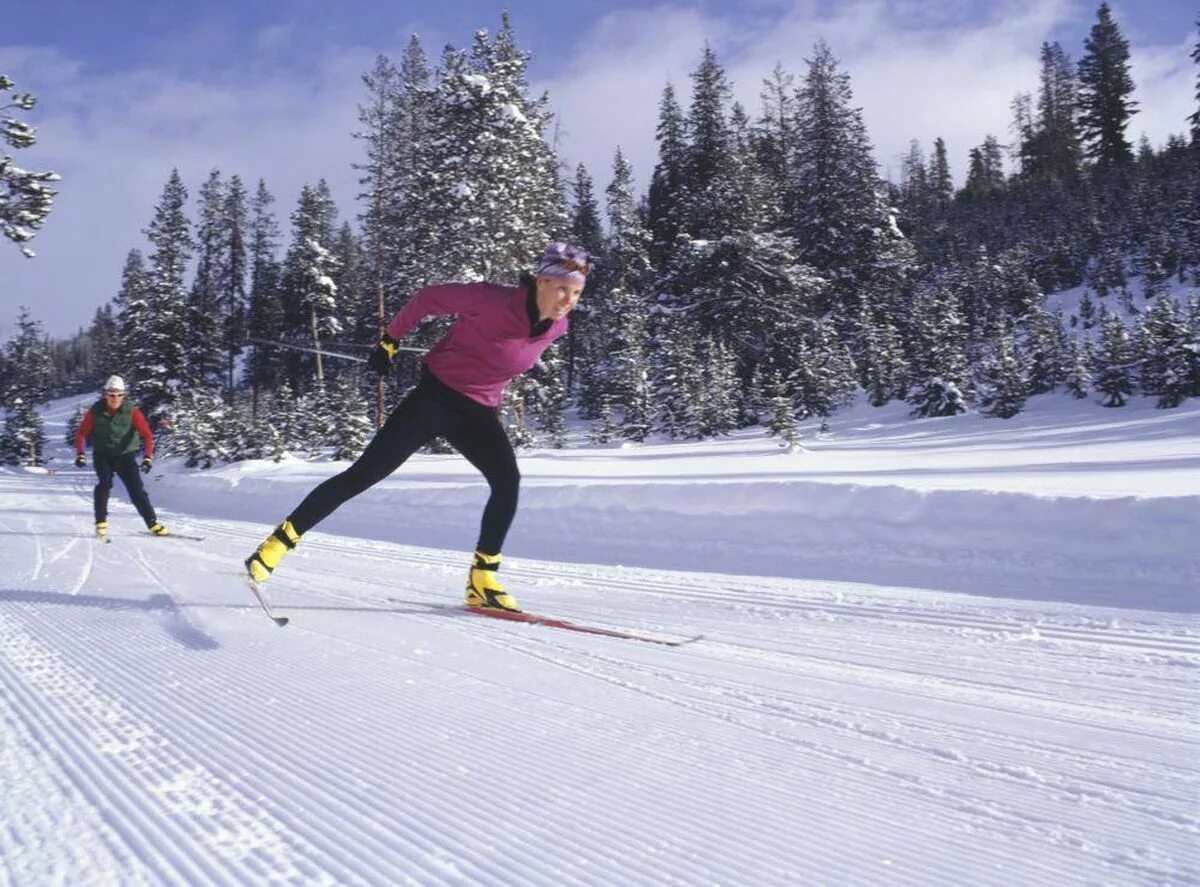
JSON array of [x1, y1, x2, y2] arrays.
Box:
[[245, 520, 301, 584], [148, 522, 170, 536], [95, 521, 107, 539], [465, 551, 521, 612]]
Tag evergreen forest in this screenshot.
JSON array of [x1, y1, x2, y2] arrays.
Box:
[[2, 5, 1198, 466]]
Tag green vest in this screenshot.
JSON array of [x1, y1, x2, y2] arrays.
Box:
[[90, 399, 142, 456]]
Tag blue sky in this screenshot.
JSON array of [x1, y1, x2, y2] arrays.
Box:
[[7, 0, 1194, 68], [2, 0, 1195, 337]]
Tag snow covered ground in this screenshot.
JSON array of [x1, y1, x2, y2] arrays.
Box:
[[1, 394, 1197, 884]]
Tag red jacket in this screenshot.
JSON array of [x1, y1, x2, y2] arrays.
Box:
[[76, 405, 154, 458]]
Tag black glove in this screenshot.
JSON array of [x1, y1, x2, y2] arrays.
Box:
[[141, 456, 152, 474], [368, 334, 400, 374], [75, 453, 86, 468]]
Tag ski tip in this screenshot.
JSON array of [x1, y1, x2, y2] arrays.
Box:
[[243, 575, 289, 627]]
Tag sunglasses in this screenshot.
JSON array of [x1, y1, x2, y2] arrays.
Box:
[[557, 258, 589, 275], [104, 391, 125, 398]]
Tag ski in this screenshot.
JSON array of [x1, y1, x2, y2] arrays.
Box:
[[389, 598, 701, 647], [243, 577, 289, 627], [464, 606, 702, 646], [88, 532, 204, 542]]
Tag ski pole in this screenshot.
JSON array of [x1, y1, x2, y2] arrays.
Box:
[[246, 337, 424, 363]]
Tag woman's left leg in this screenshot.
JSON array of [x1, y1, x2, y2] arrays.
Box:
[[444, 415, 520, 555], [444, 415, 521, 611]]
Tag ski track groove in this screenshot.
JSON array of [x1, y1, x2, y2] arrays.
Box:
[[70, 531, 95, 595], [522, 633, 1200, 833], [13, 533, 702, 885], [45, 534, 82, 567], [0, 660, 156, 885], [26, 515, 44, 582], [103, 538, 462, 884], [167, 562, 935, 883], [241, 547, 1196, 738], [192, 533, 1196, 754], [237, 573, 1187, 882], [469, 629, 1194, 884], [302, 576, 1200, 734], [209, 521, 1198, 657], [12, 605, 489, 884], [183, 520, 1198, 737], [262, 551, 1200, 880], [703, 634, 1197, 737], [658, 604, 1197, 714], [2, 488, 96, 594], [19, 524, 404, 884], [233, 616, 764, 885], [703, 626, 1198, 710], [259, 603, 958, 884], [0, 608, 245, 885], [536, 571, 1200, 655], [19, 490, 1193, 883], [42, 608, 728, 886]]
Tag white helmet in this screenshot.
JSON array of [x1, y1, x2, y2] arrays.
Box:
[[103, 375, 126, 393]]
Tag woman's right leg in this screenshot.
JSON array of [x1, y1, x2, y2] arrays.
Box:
[[287, 388, 444, 535], [443, 415, 520, 556], [443, 414, 522, 611]]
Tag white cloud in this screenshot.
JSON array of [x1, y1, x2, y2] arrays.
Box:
[[540, 0, 1192, 196], [0, 43, 378, 335], [1128, 37, 1195, 149], [535, 7, 722, 191]]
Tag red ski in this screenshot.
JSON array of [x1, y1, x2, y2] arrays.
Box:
[[462, 605, 702, 647], [388, 598, 701, 647]]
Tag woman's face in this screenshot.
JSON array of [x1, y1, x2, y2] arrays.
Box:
[[535, 275, 583, 321]]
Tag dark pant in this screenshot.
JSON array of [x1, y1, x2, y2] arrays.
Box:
[[287, 377, 519, 555], [94, 452, 157, 526]]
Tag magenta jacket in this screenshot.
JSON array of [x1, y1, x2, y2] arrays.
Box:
[[386, 281, 569, 408]]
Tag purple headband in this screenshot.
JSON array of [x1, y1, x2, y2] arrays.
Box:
[[536, 242, 590, 285]]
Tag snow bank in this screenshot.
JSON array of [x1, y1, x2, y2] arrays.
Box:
[[147, 467, 1197, 614]]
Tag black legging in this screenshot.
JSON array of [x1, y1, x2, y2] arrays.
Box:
[[287, 374, 520, 555], [94, 452, 158, 526]]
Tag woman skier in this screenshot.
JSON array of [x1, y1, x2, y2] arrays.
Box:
[[74, 375, 169, 538], [244, 241, 589, 612]]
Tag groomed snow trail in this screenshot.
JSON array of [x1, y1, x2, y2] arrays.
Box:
[[1, 469, 1196, 885]]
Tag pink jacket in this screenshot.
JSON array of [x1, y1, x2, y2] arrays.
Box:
[[387, 281, 568, 408]]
